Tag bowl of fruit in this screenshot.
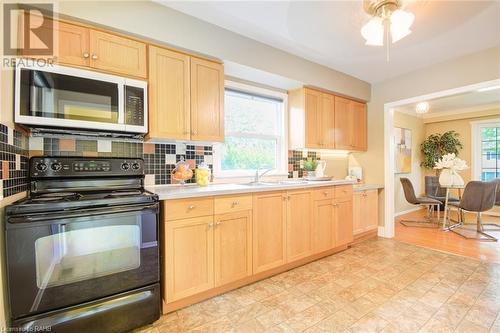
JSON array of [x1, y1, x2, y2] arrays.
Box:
[[171, 158, 193, 185]]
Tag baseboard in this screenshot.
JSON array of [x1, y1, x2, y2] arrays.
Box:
[[377, 226, 386, 238], [394, 206, 424, 217]]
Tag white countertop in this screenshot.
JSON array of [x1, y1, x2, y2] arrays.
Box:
[[353, 184, 384, 192], [146, 179, 357, 200]]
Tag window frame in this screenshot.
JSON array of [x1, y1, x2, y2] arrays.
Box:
[[471, 118, 500, 181], [213, 80, 288, 179]]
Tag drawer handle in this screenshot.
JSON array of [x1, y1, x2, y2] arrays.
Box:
[[91, 54, 98, 60], [323, 192, 328, 196], [216, 221, 222, 226], [332, 203, 338, 207], [83, 52, 90, 58], [231, 201, 239, 207], [188, 205, 196, 210], [207, 223, 213, 228]]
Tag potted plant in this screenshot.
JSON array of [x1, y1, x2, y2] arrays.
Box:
[[420, 131, 463, 174], [303, 157, 318, 177]]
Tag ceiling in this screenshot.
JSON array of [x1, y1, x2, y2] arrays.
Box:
[[157, 0, 500, 83], [395, 85, 500, 117]]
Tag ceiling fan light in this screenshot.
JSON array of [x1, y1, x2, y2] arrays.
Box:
[[390, 9, 414, 43], [361, 17, 384, 46]]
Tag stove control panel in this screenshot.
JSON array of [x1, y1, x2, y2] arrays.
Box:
[[30, 157, 144, 178]]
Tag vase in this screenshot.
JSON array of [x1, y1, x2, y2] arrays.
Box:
[[439, 168, 464, 187]]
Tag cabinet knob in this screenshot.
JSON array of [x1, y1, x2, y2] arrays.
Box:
[[323, 192, 328, 196], [332, 203, 338, 207], [83, 52, 90, 58], [231, 201, 239, 207], [91, 54, 98, 60], [216, 221, 222, 226], [188, 205, 195, 210]]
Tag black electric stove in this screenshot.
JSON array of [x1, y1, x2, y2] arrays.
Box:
[[5, 157, 160, 333]]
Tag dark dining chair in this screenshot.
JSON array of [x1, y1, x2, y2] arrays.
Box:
[[483, 179, 500, 230], [425, 175, 460, 208], [448, 180, 498, 241], [400, 178, 441, 227]]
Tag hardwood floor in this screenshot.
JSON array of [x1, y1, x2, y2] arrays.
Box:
[[395, 209, 500, 264]]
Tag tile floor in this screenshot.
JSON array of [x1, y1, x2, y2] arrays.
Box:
[[137, 238, 500, 332]]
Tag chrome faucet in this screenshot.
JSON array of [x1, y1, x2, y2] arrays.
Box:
[[254, 168, 273, 183]]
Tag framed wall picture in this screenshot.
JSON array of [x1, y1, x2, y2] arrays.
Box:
[[395, 127, 412, 174]]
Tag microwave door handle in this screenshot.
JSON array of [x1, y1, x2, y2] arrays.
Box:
[[8, 204, 158, 224], [118, 81, 125, 125]]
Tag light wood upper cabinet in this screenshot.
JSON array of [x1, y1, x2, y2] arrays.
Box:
[[148, 46, 191, 140], [353, 190, 378, 236], [304, 89, 322, 148], [89, 30, 147, 78], [313, 197, 335, 253], [334, 197, 354, 247], [289, 88, 336, 149], [334, 96, 367, 151], [286, 190, 313, 262], [321, 93, 336, 148], [165, 216, 214, 302], [190, 57, 224, 142], [252, 192, 286, 274], [214, 211, 252, 286], [55, 21, 90, 67]]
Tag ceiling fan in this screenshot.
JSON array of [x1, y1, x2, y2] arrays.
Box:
[[361, 0, 415, 59]]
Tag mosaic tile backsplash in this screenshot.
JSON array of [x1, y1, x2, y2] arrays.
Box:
[[29, 135, 213, 185], [288, 150, 320, 178], [0, 123, 29, 198]]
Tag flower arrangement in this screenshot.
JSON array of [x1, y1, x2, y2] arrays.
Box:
[[433, 153, 468, 186], [433, 153, 468, 171]]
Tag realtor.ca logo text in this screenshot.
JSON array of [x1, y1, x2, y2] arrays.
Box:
[[2, 3, 56, 68]]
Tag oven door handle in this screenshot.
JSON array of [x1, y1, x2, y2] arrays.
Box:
[[8, 203, 158, 224]]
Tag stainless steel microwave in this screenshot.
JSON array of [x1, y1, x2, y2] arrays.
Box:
[[15, 62, 148, 134]]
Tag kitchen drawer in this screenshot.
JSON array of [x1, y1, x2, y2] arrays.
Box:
[[312, 187, 334, 201], [214, 195, 252, 215], [334, 185, 353, 199], [164, 197, 214, 221]]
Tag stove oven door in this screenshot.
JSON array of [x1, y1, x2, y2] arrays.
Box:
[[6, 203, 159, 320]]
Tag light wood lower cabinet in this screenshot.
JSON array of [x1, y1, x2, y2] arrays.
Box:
[[334, 197, 354, 247], [313, 198, 336, 252], [165, 216, 214, 303], [214, 211, 252, 286], [286, 190, 313, 262], [252, 192, 286, 273], [163, 186, 353, 311], [353, 190, 379, 235]]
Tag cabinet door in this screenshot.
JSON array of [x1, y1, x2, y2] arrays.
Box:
[[352, 192, 365, 235], [214, 211, 252, 286], [364, 190, 379, 231], [253, 192, 286, 273], [313, 198, 335, 253], [304, 89, 322, 149], [165, 216, 214, 302], [286, 190, 313, 262], [148, 46, 190, 140], [190, 58, 224, 142], [321, 93, 335, 149], [352, 101, 367, 151], [334, 96, 353, 150], [334, 198, 353, 247], [55, 21, 90, 67], [89, 30, 147, 78]]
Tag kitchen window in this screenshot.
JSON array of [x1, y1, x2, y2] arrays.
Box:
[[472, 120, 500, 181], [214, 81, 287, 178]]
